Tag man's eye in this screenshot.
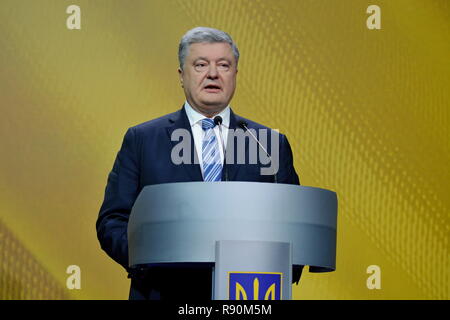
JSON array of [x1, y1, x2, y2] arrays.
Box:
[[194, 63, 207, 71]]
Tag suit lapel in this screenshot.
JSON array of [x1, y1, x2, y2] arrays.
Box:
[[166, 106, 203, 182]]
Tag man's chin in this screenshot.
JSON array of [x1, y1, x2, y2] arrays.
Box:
[[199, 99, 227, 109], [193, 100, 228, 116]]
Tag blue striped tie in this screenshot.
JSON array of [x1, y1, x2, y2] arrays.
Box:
[[202, 118, 222, 182]]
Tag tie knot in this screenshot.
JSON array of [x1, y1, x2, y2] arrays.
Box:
[[202, 118, 216, 131]]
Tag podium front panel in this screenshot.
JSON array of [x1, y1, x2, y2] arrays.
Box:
[[214, 240, 292, 300]]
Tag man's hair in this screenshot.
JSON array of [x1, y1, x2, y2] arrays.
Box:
[[178, 27, 240, 70]]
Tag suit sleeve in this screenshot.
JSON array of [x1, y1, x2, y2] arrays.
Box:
[[276, 133, 300, 185], [96, 127, 140, 271]]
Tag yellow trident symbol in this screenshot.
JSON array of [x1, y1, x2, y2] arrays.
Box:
[[235, 277, 276, 300]]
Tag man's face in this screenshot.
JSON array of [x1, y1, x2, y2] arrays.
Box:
[[179, 42, 238, 116]]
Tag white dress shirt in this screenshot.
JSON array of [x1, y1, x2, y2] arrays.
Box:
[[184, 101, 230, 176]]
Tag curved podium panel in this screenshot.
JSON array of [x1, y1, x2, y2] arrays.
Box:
[[128, 181, 337, 272]]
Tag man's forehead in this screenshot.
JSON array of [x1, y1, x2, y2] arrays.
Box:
[[187, 42, 234, 58]]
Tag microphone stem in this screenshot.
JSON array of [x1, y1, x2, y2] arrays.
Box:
[[242, 123, 277, 183]]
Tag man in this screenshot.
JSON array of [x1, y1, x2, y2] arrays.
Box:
[[97, 27, 302, 300]]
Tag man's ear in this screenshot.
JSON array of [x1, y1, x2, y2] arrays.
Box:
[[178, 68, 184, 87]]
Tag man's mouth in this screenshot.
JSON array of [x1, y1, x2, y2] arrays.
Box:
[[204, 84, 221, 93]]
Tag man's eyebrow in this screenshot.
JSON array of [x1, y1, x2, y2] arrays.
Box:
[[193, 57, 232, 63], [193, 57, 208, 62]]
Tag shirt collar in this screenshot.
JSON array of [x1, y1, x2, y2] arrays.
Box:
[[184, 101, 230, 128]]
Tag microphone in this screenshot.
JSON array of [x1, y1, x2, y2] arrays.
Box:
[[214, 115, 228, 181], [213, 115, 223, 126], [237, 120, 278, 183]]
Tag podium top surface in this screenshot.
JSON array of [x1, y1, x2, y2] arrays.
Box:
[[128, 182, 338, 272]]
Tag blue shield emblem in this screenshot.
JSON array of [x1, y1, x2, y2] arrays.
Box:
[[229, 272, 282, 300]]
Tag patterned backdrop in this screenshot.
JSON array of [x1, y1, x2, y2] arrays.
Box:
[[0, 0, 448, 299]]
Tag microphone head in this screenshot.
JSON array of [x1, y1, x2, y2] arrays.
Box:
[[213, 116, 223, 126], [237, 120, 248, 130]]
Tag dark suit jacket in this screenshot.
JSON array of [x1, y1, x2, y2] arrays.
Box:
[[96, 106, 302, 300]]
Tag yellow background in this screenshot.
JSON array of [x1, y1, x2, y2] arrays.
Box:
[[0, 0, 448, 299]]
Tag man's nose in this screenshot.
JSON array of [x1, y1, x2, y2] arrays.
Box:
[[207, 65, 219, 79]]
